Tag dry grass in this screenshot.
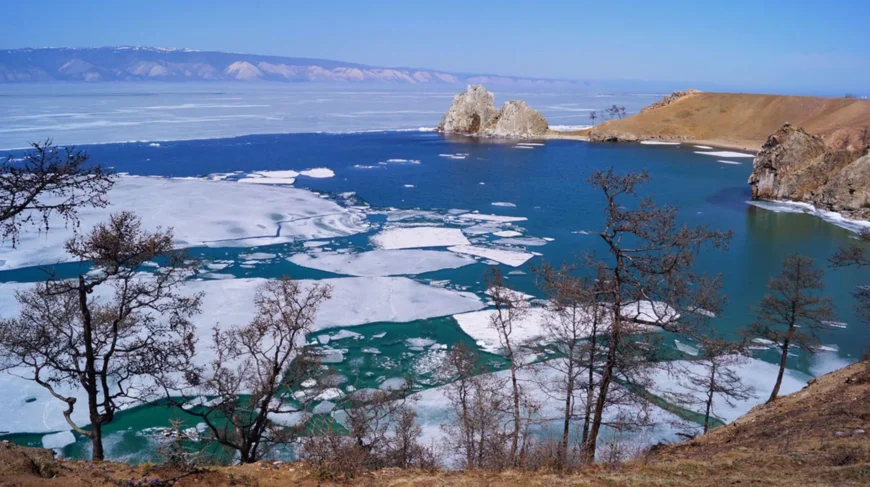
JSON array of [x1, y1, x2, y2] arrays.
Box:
[[2, 362, 869, 486], [588, 92, 870, 150]]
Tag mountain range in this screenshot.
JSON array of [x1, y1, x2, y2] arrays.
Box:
[[0, 46, 579, 85]]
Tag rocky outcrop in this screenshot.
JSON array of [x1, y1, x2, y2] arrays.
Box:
[[483, 100, 549, 137], [436, 85, 499, 134], [639, 89, 702, 113], [749, 123, 870, 220], [437, 85, 548, 138]]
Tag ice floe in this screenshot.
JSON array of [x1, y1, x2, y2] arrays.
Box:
[[299, 167, 335, 178], [747, 200, 870, 233], [693, 145, 714, 149], [649, 357, 810, 423], [494, 237, 549, 247], [640, 141, 680, 145], [491, 202, 517, 207], [371, 227, 470, 250], [287, 249, 476, 276], [0, 176, 369, 271], [493, 230, 523, 238], [42, 430, 76, 450], [717, 160, 741, 165], [694, 151, 755, 158], [447, 245, 534, 267], [458, 213, 528, 223]]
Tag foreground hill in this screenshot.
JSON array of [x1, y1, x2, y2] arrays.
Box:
[[3, 361, 867, 486], [0, 47, 577, 85], [588, 90, 870, 151]]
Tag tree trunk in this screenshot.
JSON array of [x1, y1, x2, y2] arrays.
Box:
[[768, 335, 791, 403], [586, 305, 620, 463], [559, 354, 574, 470], [704, 364, 716, 434], [90, 422, 104, 461], [509, 362, 520, 466]]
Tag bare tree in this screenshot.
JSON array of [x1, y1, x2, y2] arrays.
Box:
[[0, 212, 200, 461], [582, 168, 731, 460], [485, 267, 540, 467], [1, 140, 115, 247], [749, 255, 835, 403], [830, 229, 870, 323], [167, 277, 332, 464], [666, 334, 753, 433], [533, 263, 609, 469], [604, 105, 628, 120], [438, 343, 512, 470], [589, 111, 599, 125], [861, 127, 870, 152]]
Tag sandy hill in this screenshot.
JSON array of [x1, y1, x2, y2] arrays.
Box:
[[587, 91, 870, 151], [2, 361, 868, 486]]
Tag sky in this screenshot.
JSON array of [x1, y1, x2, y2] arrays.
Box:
[[2, 0, 869, 93]]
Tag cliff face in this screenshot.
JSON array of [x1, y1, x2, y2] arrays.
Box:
[[437, 85, 548, 138], [749, 123, 870, 219]]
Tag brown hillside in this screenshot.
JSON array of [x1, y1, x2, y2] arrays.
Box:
[[2, 361, 868, 486], [588, 92, 870, 151]]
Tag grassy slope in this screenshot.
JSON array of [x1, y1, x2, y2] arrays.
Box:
[[588, 92, 870, 150], [3, 361, 868, 486]]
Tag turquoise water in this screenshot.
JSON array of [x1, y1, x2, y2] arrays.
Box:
[[1, 131, 867, 459]]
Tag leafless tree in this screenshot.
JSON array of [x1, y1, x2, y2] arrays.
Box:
[[0, 212, 200, 461], [589, 111, 599, 125], [831, 229, 870, 323], [666, 334, 753, 433], [437, 343, 512, 470], [1, 140, 115, 247], [860, 127, 870, 151], [166, 277, 332, 464], [533, 263, 609, 469], [748, 255, 835, 403], [604, 105, 628, 120], [485, 267, 540, 467], [582, 168, 731, 460]]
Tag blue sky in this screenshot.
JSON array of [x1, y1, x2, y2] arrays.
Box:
[[2, 0, 869, 93]]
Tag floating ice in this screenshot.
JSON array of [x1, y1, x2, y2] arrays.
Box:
[[513, 145, 535, 150], [516, 143, 544, 147], [447, 245, 534, 267], [403, 184, 415, 188], [379, 377, 409, 391], [288, 249, 476, 276], [673, 339, 699, 356], [748, 200, 870, 233], [494, 237, 549, 247], [371, 227, 470, 250], [438, 153, 468, 160], [459, 213, 528, 223], [694, 151, 755, 158], [301, 379, 317, 388], [299, 167, 335, 178], [329, 329, 363, 341], [717, 160, 741, 165], [694, 145, 714, 149], [238, 177, 296, 185], [640, 141, 680, 145], [462, 223, 507, 236], [649, 357, 810, 423], [315, 388, 345, 401], [405, 338, 437, 348], [0, 176, 368, 271], [493, 230, 523, 237], [491, 202, 517, 207], [42, 430, 76, 450], [453, 307, 555, 353]]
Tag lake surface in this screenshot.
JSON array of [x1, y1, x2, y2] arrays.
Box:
[[0, 84, 866, 461]]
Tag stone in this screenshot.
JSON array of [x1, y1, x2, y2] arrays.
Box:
[[483, 100, 548, 137], [437, 85, 549, 138], [748, 123, 870, 220], [436, 85, 498, 135]]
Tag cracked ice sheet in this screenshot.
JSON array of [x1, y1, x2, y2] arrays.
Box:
[[409, 365, 698, 466], [0, 176, 368, 271], [647, 357, 810, 423], [0, 276, 484, 434], [287, 249, 476, 276], [370, 226, 470, 250], [447, 245, 534, 267]]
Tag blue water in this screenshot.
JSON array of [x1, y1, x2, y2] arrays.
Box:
[[1, 131, 867, 458]]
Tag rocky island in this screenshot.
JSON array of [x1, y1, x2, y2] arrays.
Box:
[[437, 85, 549, 138]]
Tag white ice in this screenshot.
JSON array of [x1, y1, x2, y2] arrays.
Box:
[[42, 430, 76, 450], [459, 213, 528, 223], [370, 226, 470, 250], [0, 176, 369, 271], [648, 357, 810, 423], [694, 145, 714, 149], [491, 202, 517, 207], [694, 151, 755, 158], [288, 249, 476, 276], [299, 168, 335, 178], [640, 141, 680, 145], [493, 230, 523, 238], [447, 245, 534, 267], [717, 160, 742, 165], [748, 200, 870, 233]]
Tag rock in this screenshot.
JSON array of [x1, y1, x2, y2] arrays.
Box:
[[483, 100, 548, 137], [640, 89, 702, 113], [437, 85, 498, 135], [748, 123, 870, 220], [437, 85, 548, 138]]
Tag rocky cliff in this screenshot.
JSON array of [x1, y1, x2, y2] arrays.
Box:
[[437, 85, 549, 138], [749, 123, 870, 220]]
